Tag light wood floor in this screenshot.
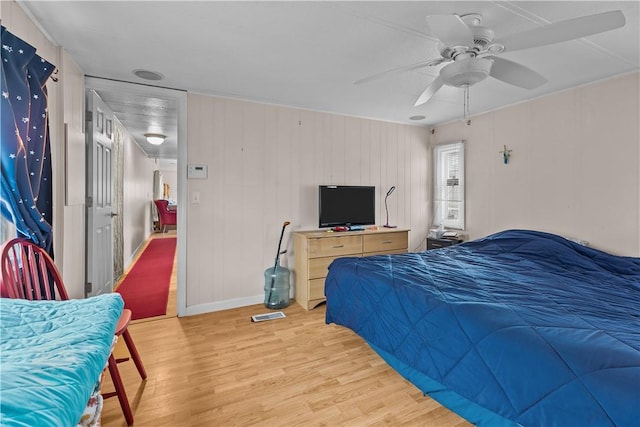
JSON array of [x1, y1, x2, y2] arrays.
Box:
[[101, 301, 472, 426]]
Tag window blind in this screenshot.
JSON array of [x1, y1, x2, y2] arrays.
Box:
[[433, 141, 465, 230]]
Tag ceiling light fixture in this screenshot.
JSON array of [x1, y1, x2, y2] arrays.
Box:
[[440, 58, 492, 88], [144, 133, 166, 145]]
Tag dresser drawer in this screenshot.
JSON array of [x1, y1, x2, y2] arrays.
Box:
[[364, 248, 407, 257], [307, 256, 334, 279], [363, 231, 408, 253], [308, 254, 361, 279], [308, 235, 362, 258], [308, 278, 326, 300], [427, 237, 462, 250]]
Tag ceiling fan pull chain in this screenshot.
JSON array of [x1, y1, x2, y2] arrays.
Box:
[[463, 85, 470, 119]]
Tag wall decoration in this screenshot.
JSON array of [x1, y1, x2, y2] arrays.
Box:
[[499, 145, 512, 164]]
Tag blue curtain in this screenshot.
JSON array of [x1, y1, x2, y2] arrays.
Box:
[[1, 26, 56, 254]]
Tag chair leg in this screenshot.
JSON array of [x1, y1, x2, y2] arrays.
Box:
[[122, 328, 147, 380], [106, 353, 134, 426]]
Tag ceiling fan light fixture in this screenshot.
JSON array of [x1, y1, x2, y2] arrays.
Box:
[[440, 58, 492, 87], [144, 133, 166, 145]]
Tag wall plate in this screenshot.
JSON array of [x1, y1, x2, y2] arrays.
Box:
[[187, 164, 208, 179]]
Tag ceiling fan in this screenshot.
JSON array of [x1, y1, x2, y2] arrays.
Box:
[[355, 10, 626, 107]]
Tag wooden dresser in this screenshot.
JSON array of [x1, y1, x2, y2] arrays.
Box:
[[293, 228, 409, 310]]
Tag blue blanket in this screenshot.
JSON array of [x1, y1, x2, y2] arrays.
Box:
[[325, 230, 640, 426], [0, 294, 124, 427]]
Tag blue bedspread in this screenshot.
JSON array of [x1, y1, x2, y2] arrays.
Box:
[[0, 293, 124, 427], [325, 230, 640, 426]]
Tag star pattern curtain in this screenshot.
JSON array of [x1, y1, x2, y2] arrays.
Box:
[[1, 26, 56, 254]]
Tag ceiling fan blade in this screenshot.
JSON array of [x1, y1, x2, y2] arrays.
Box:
[[414, 76, 444, 106], [426, 15, 474, 48], [495, 10, 625, 52], [354, 58, 445, 85], [487, 56, 547, 89]]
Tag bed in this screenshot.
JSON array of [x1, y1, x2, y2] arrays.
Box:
[[0, 293, 124, 427], [325, 229, 640, 426]]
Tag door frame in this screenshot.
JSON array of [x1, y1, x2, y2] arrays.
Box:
[[85, 77, 187, 317]]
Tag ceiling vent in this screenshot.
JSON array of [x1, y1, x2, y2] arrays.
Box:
[[133, 69, 164, 81]]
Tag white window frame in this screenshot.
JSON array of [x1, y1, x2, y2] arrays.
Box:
[[432, 141, 465, 230]]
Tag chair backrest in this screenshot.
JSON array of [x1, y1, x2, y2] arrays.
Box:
[[0, 238, 69, 300], [154, 199, 169, 212], [153, 199, 176, 225]]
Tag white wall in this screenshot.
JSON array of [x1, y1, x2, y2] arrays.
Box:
[[432, 72, 640, 256], [186, 94, 431, 314], [122, 126, 156, 265]]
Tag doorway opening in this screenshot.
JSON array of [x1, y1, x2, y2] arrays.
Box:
[[85, 77, 187, 319]]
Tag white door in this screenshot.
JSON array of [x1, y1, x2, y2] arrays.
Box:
[[85, 90, 115, 297]]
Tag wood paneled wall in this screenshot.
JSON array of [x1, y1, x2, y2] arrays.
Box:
[[121, 125, 156, 265], [186, 94, 431, 313], [433, 72, 640, 256]]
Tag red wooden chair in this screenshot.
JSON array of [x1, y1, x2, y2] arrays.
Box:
[[153, 199, 177, 233], [0, 238, 146, 426]]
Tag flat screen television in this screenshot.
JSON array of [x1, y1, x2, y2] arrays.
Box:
[[318, 185, 375, 228]]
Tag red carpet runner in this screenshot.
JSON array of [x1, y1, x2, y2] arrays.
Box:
[[116, 237, 176, 320]]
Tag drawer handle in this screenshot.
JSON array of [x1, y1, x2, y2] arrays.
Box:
[[382, 240, 393, 244], [332, 244, 344, 248]]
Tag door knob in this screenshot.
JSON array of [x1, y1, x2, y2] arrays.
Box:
[[110, 212, 118, 217]]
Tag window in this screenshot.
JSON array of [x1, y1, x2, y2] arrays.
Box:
[[433, 141, 465, 230]]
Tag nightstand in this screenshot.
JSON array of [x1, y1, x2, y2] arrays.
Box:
[[427, 237, 463, 250]]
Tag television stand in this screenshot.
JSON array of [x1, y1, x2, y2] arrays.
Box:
[[293, 227, 409, 310]]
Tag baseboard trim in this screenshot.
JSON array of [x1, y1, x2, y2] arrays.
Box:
[[184, 295, 264, 316]]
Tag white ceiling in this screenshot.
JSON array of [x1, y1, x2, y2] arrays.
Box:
[[19, 1, 640, 159]]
